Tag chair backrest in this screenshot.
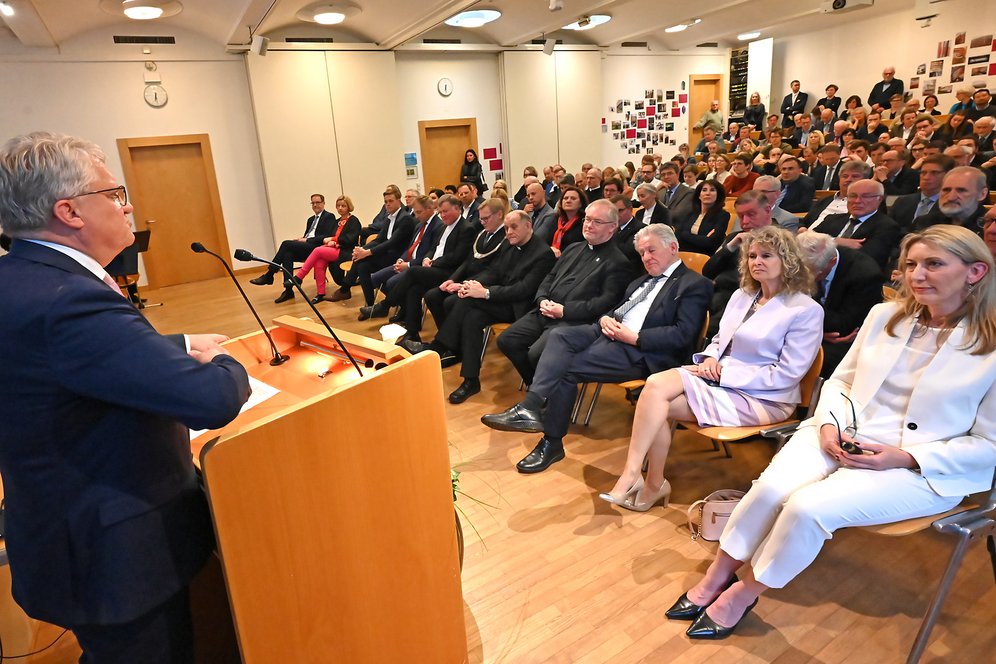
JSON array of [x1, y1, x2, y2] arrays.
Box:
[[882, 284, 898, 301], [798, 346, 824, 410], [814, 189, 837, 200], [696, 312, 710, 352], [679, 251, 710, 275]]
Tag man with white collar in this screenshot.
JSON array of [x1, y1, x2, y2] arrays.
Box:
[[814, 178, 901, 273], [802, 160, 872, 231]]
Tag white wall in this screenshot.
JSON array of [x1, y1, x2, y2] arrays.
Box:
[[500, 50, 560, 191], [600, 52, 728, 169], [772, 0, 995, 114], [395, 52, 503, 191]]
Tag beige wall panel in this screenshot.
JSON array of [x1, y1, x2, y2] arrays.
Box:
[[554, 50, 603, 175], [500, 51, 559, 191]]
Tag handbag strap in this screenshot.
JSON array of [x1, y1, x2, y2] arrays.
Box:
[[687, 499, 708, 540]]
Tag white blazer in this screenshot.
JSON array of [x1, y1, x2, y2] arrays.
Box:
[[813, 302, 996, 497], [695, 289, 824, 404]]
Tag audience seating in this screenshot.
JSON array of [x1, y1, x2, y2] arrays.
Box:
[[814, 189, 837, 200], [678, 251, 710, 275]]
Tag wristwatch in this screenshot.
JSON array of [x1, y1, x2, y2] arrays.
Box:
[[485, 289, 491, 300]]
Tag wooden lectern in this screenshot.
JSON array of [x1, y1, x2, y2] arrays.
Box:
[[193, 316, 467, 663]]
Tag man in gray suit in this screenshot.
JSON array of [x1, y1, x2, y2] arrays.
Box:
[[523, 181, 557, 243], [656, 162, 695, 223]]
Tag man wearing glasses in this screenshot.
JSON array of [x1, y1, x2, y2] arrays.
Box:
[[816, 178, 902, 273], [0, 132, 250, 661]]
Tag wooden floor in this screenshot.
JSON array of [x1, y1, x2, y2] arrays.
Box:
[[139, 273, 996, 664]]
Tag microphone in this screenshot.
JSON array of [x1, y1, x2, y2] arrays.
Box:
[[191, 242, 289, 366], [233, 248, 364, 377]]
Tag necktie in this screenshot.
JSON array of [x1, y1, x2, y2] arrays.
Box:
[[815, 279, 827, 304], [613, 275, 665, 321], [839, 217, 860, 238], [914, 196, 934, 220], [404, 222, 427, 261], [102, 274, 125, 297], [774, 184, 788, 209], [823, 165, 834, 189]]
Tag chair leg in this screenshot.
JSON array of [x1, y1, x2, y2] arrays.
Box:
[[583, 383, 604, 426], [721, 440, 732, 458], [571, 383, 589, 424], [479, 327, 492, 366], [988, 534, 996, 584], [421, 302, 427, 327], [905, 528, 974, 664]]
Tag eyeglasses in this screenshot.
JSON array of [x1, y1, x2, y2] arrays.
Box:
[[979, 216, 996, 229], [830, 394, 860, 454], [583, 216, 616, 226], [75, 185, 128, 207], [846, 193, 883, 201]]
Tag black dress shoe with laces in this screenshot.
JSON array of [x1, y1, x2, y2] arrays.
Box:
[[515, 438, 565, 474], [358, 305, 374, 321], [665, 576, 739, 621], [400, 339, 430, 354], [249, 273, 274, 286], [274, 290, 295, 304], [438, 351, 460, 369], [685, 597, 758, 640], [388, 310, 404, 324], [369, 302, 390, 319], [310, 294, 326, 305], [448, 378, 480, 403], [283, 275, 303, 289], [481, 404, 544, 433]]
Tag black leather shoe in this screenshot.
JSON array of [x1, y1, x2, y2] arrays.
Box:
[[358, 305, 374, 321], [685, 597, 758, 640], [274, 290, 295, 304], [448, 379, 480, 404], [249, 273, 274, 286], [439, 351, 460, 369], [388, 310, 404, 324], [310, 294, 326, 305], [400, 339, 430, 354], [284, 275, 303, 289], [665, 577, 738, 621], [516, 438, 565, 474], [369, 302, 390, 319], [481, 404, 544, 433], [327, 288, 351, 302]]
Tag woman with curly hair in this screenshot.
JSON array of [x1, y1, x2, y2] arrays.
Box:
[[600, 227, 823, 512]]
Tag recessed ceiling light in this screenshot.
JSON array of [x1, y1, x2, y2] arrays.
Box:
[[445, 9, 501, 28], [0, 2, 14, 18], [563, 15, 611, 31], [664, 18, 701, 33], [313, 8, 345, 25], [295, 3, 361, 25], [737, 31, 761, 40], [99, 0, 182, 21]]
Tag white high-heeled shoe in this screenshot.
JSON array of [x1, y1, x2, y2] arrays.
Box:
[[598, 477, 645, 506], [622, 479, 672, 512]]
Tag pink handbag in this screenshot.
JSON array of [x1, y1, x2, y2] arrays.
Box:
[[687, 489, 745, 541]]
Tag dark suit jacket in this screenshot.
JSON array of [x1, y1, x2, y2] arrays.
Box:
[[615, 219, 644, 274], [615, 264, 714, 373], [810, 162, 841, 191], [476, 235, 557, 319], [890, 193, 932, 233], [304, 210, 337, 246], [405, 214, 442, 264], [422, 218, 476, 273], [821, 247, 883, 335], [447, 228, 507, 282], [366, 210, 416, 260], [583, 186, 603, 201], [912, 203, 988, 237], [803, 194, 843, 228], [779, 175, 817, 213], [781, 92, 809, 126], [674, 208, 731, 256], [818, 211, 902, 272], [702, 231, 746, 335], [659, 184, 696, 224], [330, 215, 362, 256], [0, 241, 250, 626], [882, 167, 919, 196], [634, 204, 671, 227], [868, 79, 904, 110], [533, 240, 632, 323]]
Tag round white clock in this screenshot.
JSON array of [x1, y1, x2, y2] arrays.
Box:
[[144, 84, 168, 108], [437, 77, 453, 97]]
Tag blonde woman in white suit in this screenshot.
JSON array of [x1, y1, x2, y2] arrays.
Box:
[[601, 227, 824, 512], [671, 225, 996, 640]]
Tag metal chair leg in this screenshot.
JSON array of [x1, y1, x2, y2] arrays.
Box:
[[988, 534, 996, 583], [571, 383, 589, 424], [479, 326, 492, 365], [583, 383, 604, 426], [720, 440, 732, 458]]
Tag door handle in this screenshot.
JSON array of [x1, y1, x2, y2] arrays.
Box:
[[146, 219, 157, 224]]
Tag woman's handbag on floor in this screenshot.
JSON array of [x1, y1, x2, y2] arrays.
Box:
[[688, 489, 745, 541]]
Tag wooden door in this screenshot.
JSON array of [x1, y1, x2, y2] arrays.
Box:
[[117, 135, 230, 289], [688, 75, 724, 151], [418, 118, 479, 192]]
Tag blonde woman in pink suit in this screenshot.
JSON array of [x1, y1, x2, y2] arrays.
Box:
[[601, 226, 824, 511], [671, 225, 996, 640]]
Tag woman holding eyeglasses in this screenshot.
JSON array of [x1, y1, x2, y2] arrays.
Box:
[[669, 225, 995, 640], [601, 227, 823, 513]]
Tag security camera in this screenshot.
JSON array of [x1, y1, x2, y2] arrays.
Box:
[[549, 0, 563, 11]]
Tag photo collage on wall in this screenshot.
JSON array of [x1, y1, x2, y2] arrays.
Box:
[[910, 31, 994, 97], [603, 88, 688, 155]]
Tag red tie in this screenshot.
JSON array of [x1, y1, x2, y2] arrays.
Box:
[[405, 223, 428, 261], [102, 274, 125, 297]]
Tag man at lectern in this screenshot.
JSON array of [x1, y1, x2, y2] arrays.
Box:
[[0, 132, 251, 662]]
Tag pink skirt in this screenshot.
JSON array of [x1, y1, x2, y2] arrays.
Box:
[[677, 368, 795, 427]]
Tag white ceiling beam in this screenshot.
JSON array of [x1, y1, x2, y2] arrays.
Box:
[[376, 0, 479, 50], [1, 0, 56, 47], [501, 0, 619, 46]]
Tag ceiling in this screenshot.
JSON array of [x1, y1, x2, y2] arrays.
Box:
[[0, 0, 916, 53]]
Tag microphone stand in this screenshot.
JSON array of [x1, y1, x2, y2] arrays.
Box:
[[190, 243, 289, 366], [234, 249, 364, 377]]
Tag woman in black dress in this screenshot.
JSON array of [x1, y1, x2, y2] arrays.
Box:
[[460, 148, 488, 194]]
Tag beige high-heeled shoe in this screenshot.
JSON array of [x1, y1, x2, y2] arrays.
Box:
[[598, 476, 645, 507], [622, 479, 672, 512]]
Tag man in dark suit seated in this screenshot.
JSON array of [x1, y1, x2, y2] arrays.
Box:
[[329, 187, 416, 304], [422, 199, 507, 333], [496, 199, 633, 389], [0, 131, 251, 662], [889, 154, 954, 232], [803, 160, 871, 231], [797, 231, 884, 378], [634, 183, 671, 226], [912, 166, 990, 235], [611, 193, 644, 274], [360, 194, 474, 321], [522, 181, 557, 243], [776, 156, 816, 213], [456, 182, 482, 227], [657, 162, 696, 224], [874, 149, 919, 195], [703, 190, 773, 336], [816, 178, 902, 274], [810, 144, 843, 192], [402, 211, 555, 403], [249, 192, 336, 302], [482, 224, 713, 474]]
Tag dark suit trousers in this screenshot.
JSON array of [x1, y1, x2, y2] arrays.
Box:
[[434, 298, 516, 379], [530, 325, 648, 438], [72, 587, 193, 664], [347, 254, 395, 304], [496, 311, 570, 386], [271, 240, 315, 280], [423, 288, 452, 331], [370, 265, 398, 294]]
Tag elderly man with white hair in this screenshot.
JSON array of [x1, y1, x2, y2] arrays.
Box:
[[812, 178, 901, 273]]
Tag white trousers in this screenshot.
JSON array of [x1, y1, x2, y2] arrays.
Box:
[[719, 424, 962, 588]]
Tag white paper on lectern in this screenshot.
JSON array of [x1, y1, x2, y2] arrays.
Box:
[[189, 376, 279, 440]]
